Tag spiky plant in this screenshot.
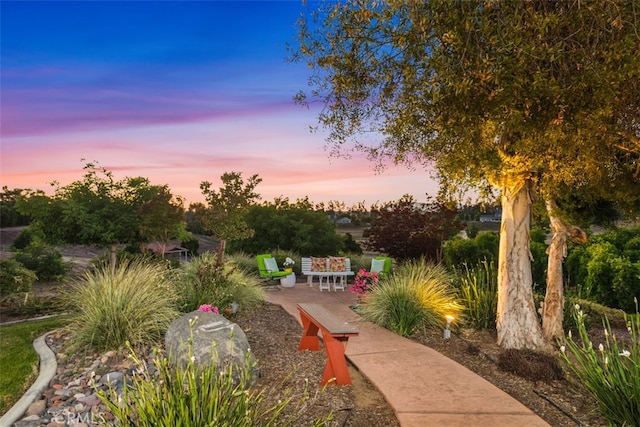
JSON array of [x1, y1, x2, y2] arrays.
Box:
[[362, 259, 463, 336], [62, 258, 179, 351]]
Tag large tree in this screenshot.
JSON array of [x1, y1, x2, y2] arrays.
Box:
[[16, 163, 184, 267], [196, 172, 262, 268], [137, 186, 188, 258], [294, 0, 640, 349], [229, 199, 345, 256], [367, 195, 461, 261]]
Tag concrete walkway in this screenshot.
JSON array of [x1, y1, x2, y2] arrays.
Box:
[[267, 280, 550, 427]]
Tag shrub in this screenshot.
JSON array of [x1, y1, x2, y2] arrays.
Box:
[[12, 245, 71, 282], [175, 253, 265, 313], [227, 251, 261, 274], [0, 259, 37, 297], [454, 260, 497, 330], [466, 223, 479, 239], [342, 233, 363, 254], [442, 232, 498, 269], [362, 259, 464, 336], [345, 253, 374, 273], [10, 227, 42, 251], [564, 226, 640, 310], [560, 304, 640, 426], [97, 331, 332, 427], [62, 259, 179, 351], [181, 236, 200, 257]]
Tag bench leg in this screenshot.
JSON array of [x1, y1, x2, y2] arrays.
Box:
[[320, 333, 352, 385], [297, 314, 321, 351], [319, 276, 330, 292]]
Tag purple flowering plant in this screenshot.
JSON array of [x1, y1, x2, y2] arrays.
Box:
[[349, 269, 379, 297], [198, 304, 219, 314]]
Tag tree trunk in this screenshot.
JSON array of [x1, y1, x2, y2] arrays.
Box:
[[496, 175, 547, 350], [215, 239, 226, 269], [109, 244, 117, 272], [542, 199, 588, 342]]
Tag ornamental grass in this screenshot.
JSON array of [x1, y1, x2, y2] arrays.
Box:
[[174, 252, 265, 313], [62, 258, 179, 351], [453, 259, 498, 330], [362, 259, 464, 337]]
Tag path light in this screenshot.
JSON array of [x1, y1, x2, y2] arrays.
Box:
[[444, 315, 455, 339]]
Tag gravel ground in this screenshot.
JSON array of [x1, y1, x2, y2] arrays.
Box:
[[235, 303, 400, 427]]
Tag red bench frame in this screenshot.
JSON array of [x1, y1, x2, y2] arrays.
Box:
[[296, 303, 359, 385]]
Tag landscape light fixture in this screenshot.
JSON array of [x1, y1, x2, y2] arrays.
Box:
[[444, 315, 455, 339]]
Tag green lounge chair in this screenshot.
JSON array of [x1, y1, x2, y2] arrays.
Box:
[[370, 256, 392, 277], [256, 254, 289, 289]]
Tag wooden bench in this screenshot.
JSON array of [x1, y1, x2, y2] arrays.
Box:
[[296, 303, 359, 385], [301, 257, 355, 291]]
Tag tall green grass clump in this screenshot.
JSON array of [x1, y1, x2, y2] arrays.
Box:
[[227, 251, 261, 274], [454, 260, 498, 330], [63, 259, 179, 351], [560, 302, 640, 426], [97, 330, 332, 427], [362, 259, 464, 337], [175, 253, 265, 313]]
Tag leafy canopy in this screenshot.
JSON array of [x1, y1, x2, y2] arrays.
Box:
[[366, 195, 462, 261], [15, 163, 185, 253], [294, 0, 639, 205], [228, 200, 345, 256]]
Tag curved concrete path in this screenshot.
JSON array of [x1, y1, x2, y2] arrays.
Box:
[[267, 282, 550, 427], [0, 333, 57, 427]]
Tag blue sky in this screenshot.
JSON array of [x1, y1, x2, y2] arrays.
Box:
[[1, 0, 438, 206]]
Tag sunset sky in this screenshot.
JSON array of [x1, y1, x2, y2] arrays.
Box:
[[1, 0, 439, 207]]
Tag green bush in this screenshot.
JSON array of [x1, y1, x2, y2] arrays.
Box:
[[466, 223, 479, 239], [228, 251, 262, 274], [348, 253, 376, 274], [560, 304, 640, 426], [0, 259, 37, 297], [62, 259, 180, 351], [10, 227, 42, 251], [443, 231, 498, 269], [454, 260, 497, 330], [181, 236, 200, 257], [175, 253, 265, 313], [362, 259, 464, 336], [12, 245, 71, 282], [97, 336, 332, 427], [564, 226, 640, 311], [342, 233, 363, 254], [229, 204, 344, 256]]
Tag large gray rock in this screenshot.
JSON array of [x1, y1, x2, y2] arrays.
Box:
[[165, 311, 257, 378]]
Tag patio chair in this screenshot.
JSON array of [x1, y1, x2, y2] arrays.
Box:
[[256, 254, 289, 289], [370, 256, 392, 277]]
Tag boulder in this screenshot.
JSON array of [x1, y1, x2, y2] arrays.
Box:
[[165, 311, 257, 378]]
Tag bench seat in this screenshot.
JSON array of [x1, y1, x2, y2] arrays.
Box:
[[301, 257, 354, 291]]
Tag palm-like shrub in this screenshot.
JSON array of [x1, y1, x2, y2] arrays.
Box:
[[63, 259, 179, 350], [362, 259, 464, 336], [175, 253, 265, 313]]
